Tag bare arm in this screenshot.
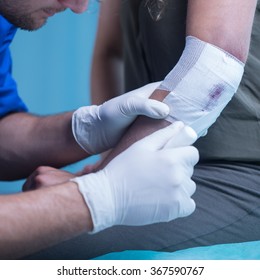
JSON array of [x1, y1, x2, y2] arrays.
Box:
[[0, 182, 93, 259], [91, 0, 124, 105], [97, 0, 257, 169], [0, 112, 88, 180]]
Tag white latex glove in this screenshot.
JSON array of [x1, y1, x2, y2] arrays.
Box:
[[72, 82, 169, 154], [71, 122, 199, 233]]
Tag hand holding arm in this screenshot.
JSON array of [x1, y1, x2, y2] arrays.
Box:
[[72, 122, 199, 233], [72, 82, 169, 154]]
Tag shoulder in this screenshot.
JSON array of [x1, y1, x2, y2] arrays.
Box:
[[0, 15, 17, 46]]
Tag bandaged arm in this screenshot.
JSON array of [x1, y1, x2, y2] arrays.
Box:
[[160, 35, 244, 137], [98, 0, 257, 168]]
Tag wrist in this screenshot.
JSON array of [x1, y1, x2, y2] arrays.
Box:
[[71, 171, 116, 233], [40, 181, 95, 234]]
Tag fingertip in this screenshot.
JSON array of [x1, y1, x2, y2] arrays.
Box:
[[189, 199, 196, 215], [183, 125, 198, 143], [180, 198, 196, 218], [145, 100, 170, 119], [190, 146, 200, 165], [156, 104, 170, 119], [186, 180, 196, 197], [161, 103, 170, 117], [164, 122, 198, 148]]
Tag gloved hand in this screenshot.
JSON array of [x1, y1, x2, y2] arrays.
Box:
[[72, 82, 169, 154], [71, 122, 199, 233]]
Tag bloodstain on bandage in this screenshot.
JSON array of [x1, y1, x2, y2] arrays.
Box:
[[204, 84, 225, 110]]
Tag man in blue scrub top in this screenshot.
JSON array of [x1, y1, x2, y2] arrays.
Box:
[[0, 0, 198, 259], [0, 2, 91, 181]]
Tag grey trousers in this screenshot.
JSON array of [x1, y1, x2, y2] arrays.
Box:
[[25, 161, 260, 259]]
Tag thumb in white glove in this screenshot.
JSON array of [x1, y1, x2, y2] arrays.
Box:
[[71, 121, 199, 233], [72, 82, 169, 154]]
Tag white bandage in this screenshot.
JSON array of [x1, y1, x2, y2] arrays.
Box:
[[159, 36, 244, 137]]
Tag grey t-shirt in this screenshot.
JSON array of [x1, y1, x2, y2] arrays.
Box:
[[120, 0, 260, 161]]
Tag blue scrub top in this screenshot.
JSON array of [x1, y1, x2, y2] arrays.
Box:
[[0, 15, 27, 118]]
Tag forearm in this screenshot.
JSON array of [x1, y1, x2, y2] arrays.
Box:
[[0, 112, 88, 180], [0, 181, 92, 259], [99, 0, 256, 169], [99, 91, 170, 169]]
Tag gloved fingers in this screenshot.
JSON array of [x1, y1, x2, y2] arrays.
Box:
[[183, 164, 195, 179], [160, 145, 199, 170], [182, 179, 196, 197], [167, 186, 196, 219], [170, 146, 200, 167], [127, 82, 161, 98], [178, 197, 196, 218], [164, 125, 197, 148], [134, 121, 185, 151], [122, 96, 169, 119]]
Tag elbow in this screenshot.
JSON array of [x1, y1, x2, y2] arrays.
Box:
[[211, 37, 249, 63], [220, 41, 249, 63], [189, 32, 250, 63]]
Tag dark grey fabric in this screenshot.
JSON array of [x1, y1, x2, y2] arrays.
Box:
[[121, 0, 187, 90], [25, 162, 260, 259]]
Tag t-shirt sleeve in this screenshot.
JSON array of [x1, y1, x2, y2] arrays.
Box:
[[0, 17, 28, 118]]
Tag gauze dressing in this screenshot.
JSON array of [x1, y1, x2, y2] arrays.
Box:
[[159, 36, 244, 137]]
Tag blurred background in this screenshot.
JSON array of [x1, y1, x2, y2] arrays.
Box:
[[0, 1, 100, 193]]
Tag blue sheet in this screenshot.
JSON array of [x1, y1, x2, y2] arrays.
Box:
[[95, 240, 260, 260]]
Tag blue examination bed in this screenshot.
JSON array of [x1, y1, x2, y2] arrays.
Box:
[[95, 240, 260, 260]]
